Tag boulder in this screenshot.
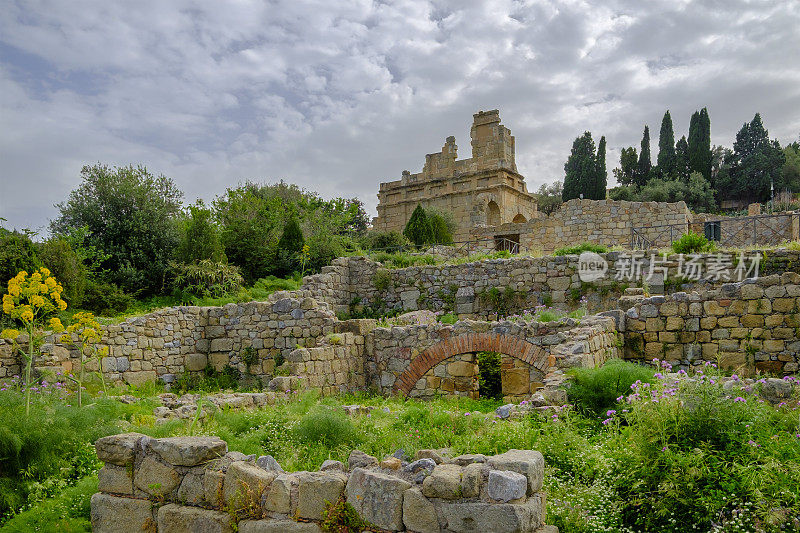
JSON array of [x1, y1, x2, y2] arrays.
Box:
[[256, 454, 284, 473], [487, 449, 544, 494], [97, 464, 133, 495], [346, 468, 411, 531], [403, 458, 436, 484], [380, 457, 402, 470], [347, 449, 378, 470], [148, 436, 227, 466], [295, 471, 347, 521], [224, 461, 276, 512], [487, 470, 527, 502], [90, 493, 156, 533], [415, 449, 445, 464], [402, 487, 439, 533], [95, 433, 146, 466], [461, 463, 487, 498], [320, 460, 346, 472], [439, 498, 544, 533], [135, 455, 182, 498], [422, 463, 463, 499], [760, 378, 794, 404], [157, 504, 233, 533], [448, 453, 487, 466], [177, 469, 206, 506], [262, 473, 296, 515]]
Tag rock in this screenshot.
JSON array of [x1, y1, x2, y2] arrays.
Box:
[[392, 448, 409, 461], [295, 471, 347, 520], [760, 378, 793, 404], [448, 453, 487, 466], [415, 449, 445, 464], [224, 461, 276, 512], [135, 455, 182, 498], [90, 493, 157, 533], [157, 504, 233, 533], [95, 433, 146, 466], [262, 473, 296, 515], [402, 487, 439, 533], [495, 404, 514, 419], [203, 468, 225, 509], [148, 436, 227, 466], [461, 463, 486, 498], [346, 468, 412, 531], [487, 449, 545, 494], [320, 460, 345, 472], [380, 457, 402, 470], [185, 353, 208, 372], [256, 454, 284, 473], [403, 458, 436, 484], [347, 449, 378, 470], [487, 469, 527, 502], [421, 463, 463, 499], [395, 310, 438, 325], [97, 464, 133, 495], [239, 520, 322, 533], [439, 498, 544, 533], [176, 469, 206, 506]]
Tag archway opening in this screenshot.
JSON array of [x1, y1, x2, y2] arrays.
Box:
[[477, 351, 502, 399], [512, 213, 527, 224], [487, 201, 501, 226]]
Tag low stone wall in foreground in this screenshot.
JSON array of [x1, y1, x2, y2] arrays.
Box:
[[91, 433, 557, 533]]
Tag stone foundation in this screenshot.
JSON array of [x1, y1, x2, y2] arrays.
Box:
[[90, 433, 558, 533]]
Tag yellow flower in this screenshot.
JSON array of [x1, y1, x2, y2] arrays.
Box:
[[20, 308, 34, 323], [98, 346, 110, 357], [39, 267, 51, 276], [57, 298, 67, 311], [30, 272, 42, 283], [0, 329, 19, 340], [49, 317, 65, 332], [60, 333, 73, 344]]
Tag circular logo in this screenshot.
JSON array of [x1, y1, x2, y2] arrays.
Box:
[[578, 251, 608, 282]]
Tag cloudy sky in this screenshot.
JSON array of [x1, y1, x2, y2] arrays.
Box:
[[1, 0, 799, 234]]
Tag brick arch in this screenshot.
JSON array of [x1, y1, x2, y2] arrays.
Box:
[[393, 332, 551, 396]]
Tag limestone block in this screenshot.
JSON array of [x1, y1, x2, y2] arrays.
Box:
[[90, 493, 156, 533], [98, 464, 133, 495], [135, 455, 182, 498], [487, 449, 544, 494], [224, 461, 276, 512], [487, 469, 527, 502], [461, 462, 486, 498], [186, 353, 208, 372], [240, 520, 322, 533], [148, 436, 227, 466], [157, 504, 233, 533], [402, 487, 439, 533], [346, 468, 411, 531], [177, 468, 206, 506], [95, 432, 146, 466], [262, 473, 296, 514], [438, 498, 543, 533], [422, 463, 463, 499], [295, 471, 347, 521]]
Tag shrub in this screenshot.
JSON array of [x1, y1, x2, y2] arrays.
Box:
[[80, 280, 135, 316], [671, 231, 715, 254], [553, 242, 609, 256], [293, 407, 358, 448], [321, 498, 375, 533], [426, 207, 455, 245], [37, 237, 88, 307], [403, 204, 433, 247], [477, 352, 502, 399], [176, 202, 225, 263], [170, 260, 244, 299], [359, 230, 411, 252], [372, 269, 392, 292], [275, 216, 305, 276], [438, 312, 458, 325], [0, 228, 40, 295], [566, 359, 655, 417]]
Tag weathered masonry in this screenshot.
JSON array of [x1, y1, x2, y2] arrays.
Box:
[[372, 110, 539, 242], [91, 433, 558, 533]]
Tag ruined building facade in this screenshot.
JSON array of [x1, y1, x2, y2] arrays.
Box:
[[372, 110, 539, 242]]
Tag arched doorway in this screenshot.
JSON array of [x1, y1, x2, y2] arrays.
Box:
[[512, 213, 527, 224], [487, 201, 501, 226]]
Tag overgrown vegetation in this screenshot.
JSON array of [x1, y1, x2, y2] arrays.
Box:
[[476, 352, 502, 400], [566, 359, 655, 417], [553, 242, 609, 256], [671, 231, 716, 254]]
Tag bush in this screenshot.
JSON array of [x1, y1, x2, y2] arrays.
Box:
[[170, 260, 244, 299], [553, 242, 609, 256], [566, 359, 655, 417], [293, 407, 358, 448], [80, 280, 135, 316], [177, 202, 225, 263], [0, 228, 40, 295], [36, 237, 88, 307], [403, 204, 433, 247], [671, 231, 715, 254], [359, 230, 411, 252], [477, 352, 502, 399]]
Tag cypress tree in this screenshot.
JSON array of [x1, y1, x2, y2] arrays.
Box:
[[688, 109, 712, 181], [657, 111, 676, 178], [595, 136, 607, 199], [562, 132, 597, 201], [613, 147, 638, 186], [277, 215, 305, 255], [635, 126, 652, 186], [403, 204, 433, 246], [675, 136, 691, 182]]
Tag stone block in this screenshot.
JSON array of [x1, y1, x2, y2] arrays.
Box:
[[402, 487, 439, 533], [224, 461, 276, 512], [501, 368, 530, 395], [262, 473, 296, 514], [95, 432, 145, 466], [422, 463, 463, 499], [98, 464, 133, 495], [185, 353, 208, 372], [295, 471, 346, 521], [487, 449, 544, 494], [157, 503, 233, 533], [149, 436, 227, 466], [487, 469, 527, 502], [348, 449, 378, 470], [240, 520, 322, 533], [438, 498, 544, 533], [135, 455, 182, 498], [346, 468, 411, 531], [90, 493, 156, 533]]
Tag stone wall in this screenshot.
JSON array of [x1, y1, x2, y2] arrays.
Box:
[[622, 272, 800, 374], [690, 212, 799, 248], [472, 198, 692, 253], [91, 433, 557, 533]]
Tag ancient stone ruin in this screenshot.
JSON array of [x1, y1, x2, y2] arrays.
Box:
[[91, 433, 557, 533]]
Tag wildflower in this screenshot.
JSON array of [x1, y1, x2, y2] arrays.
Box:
[[734, 397, 746, 403], [606, 409, 617, 416]]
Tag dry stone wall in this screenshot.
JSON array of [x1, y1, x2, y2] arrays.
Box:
[[91, 433, 557, 533], [622, 272, 800, 373]]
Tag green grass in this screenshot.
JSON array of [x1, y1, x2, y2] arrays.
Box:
[[553, 242, 609, 256]]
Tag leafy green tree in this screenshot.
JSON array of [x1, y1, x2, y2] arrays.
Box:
[[177, 202, 225, 263], [426, 207, 455, 244], [534, 180, 563, 214], [0, 225, 40, 295], [595, 136, 607, 199], [37, 237, 88, 306], [657, 111, 676, 178], [635, 126, 652, 186], [727, 113, 786, 201], [688, 108, 712, 181], [403, 204, 433, 246], [613, 147, 638, 186], [675, 136, 691, 182], [51, 164, 182, 295], [275, 216, 305, 276], [562, 132, 598, 200], [779, 139, 800, 193]]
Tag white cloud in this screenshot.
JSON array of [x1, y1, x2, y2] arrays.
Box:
[[0, 0, 799, 233]]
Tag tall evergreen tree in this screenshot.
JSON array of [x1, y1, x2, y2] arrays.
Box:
[[635, 126, 652, 186], [688, 108, 712, 181], [595, 136, 607, 199], [729, 113, 786, 201], [657, 111, 676, 178], [403, 204, 433, 246], [675, 136, 691, 182], [613, 147, 638, 186], [562, 132, 597, 201]]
